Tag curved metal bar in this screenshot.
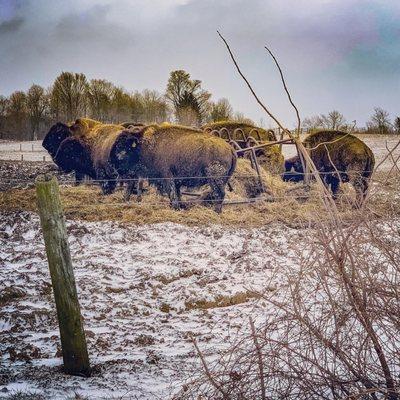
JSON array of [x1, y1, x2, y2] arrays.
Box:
[[267, 129, 277, 141], [229, 140, 243, 152], [249, 128, 262, 141], [233, 128, 246, 141], [246, 136, 259, 147], [210, 129, 221, 138], [219, 127, 231, 140]]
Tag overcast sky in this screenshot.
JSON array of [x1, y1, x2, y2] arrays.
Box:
[[0, 0, 399, 127]]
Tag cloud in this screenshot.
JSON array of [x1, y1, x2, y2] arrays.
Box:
[[0, 0, 398, 125], [0, 16, 24, 34]]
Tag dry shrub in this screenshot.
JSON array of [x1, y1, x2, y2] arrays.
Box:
[[175, 211, 400, 400]]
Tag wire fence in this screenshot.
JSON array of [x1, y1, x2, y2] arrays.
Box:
[[0, 170, 388, 184]]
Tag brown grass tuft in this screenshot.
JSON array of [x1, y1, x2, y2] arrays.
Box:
[[185, 291, 263, 311]]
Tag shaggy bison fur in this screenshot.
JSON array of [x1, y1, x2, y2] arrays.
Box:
[[110, 124, 237, 212], [67, 119, 138, 194], [42, 122, 72, 160], [42, 118, 102, 184], [283, 130, 375, 206]]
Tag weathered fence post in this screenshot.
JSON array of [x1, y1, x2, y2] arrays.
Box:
[[35, 175, 90, 377]]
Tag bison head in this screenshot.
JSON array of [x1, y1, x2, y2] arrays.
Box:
[[282, 155, 304, 182], [54, 137, 95, 177], [42, 122, 72, 159], [110, 129, 142, 175]]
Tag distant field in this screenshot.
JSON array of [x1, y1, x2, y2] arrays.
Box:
[[1, 134, 399, 170]]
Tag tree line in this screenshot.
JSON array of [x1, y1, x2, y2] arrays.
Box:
[[302, 108, 400, 135], [0, 70, 252, 141], [0, 69, 398, 141]]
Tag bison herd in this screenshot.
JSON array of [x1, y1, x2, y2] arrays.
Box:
[[42, 118, 375, 212]]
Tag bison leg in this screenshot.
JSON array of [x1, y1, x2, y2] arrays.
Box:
[[167, 179, 180, 210], [124, 179, 135, 201], [329, 176, 340, 199], [206, 177, 226, 213], [97, 168, 117, 195], [136, 178, 144, 202], [352, 177, 369, 208], [75, 171, 85, 186], [123, 177, 144, 202], [101, 179, 117, 195], [322, 174, 340, 200]]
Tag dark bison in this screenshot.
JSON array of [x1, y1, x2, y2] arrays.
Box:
[[59, 119, 139, 194], [283, 130, 375, 206], [43, 118, 140, 193], [109, 124, 237, 212], [42, 118, 103, 184]]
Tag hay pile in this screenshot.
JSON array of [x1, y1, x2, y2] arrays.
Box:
[[229, 158, 285, 199], [1, 161, 398, 227]]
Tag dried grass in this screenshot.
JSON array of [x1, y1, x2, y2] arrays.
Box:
[[185, 291, 262, 311], [0, 165, 399, 228]]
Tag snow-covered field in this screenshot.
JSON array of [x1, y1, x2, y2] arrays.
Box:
[[1, 133, 400, 399], [0, 211, 301, 399]]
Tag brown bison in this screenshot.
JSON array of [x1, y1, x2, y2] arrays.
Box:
[[110, 124, 237, 212], [283, 130, 375, 206]]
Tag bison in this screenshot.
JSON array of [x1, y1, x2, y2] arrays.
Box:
[[283, 130, 375, 206], [42, 118, 103, 184], [59, 119, 140, 194], [109, 124, 237, 212], [43, 118, 140, 193]]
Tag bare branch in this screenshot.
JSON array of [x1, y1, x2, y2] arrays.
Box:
[[264, 45, 301, 137]]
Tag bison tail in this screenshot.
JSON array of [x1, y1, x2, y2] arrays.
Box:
[[365, 150, 375, 177], [228, 151, 238, 178], [225, 151, 237, 192]]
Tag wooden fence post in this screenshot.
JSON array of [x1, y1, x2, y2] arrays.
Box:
[[35, 175, 90, 377]]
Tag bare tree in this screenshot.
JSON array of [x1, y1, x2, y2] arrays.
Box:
[[326, 110, 346, 130], [7, 90, 28, 137], [367, 107, 391, 134], [209, 98, 233, 122], [26, 84, 49, 140], [140, 89, 169, 123], [302, 111, 346, 132], [232, 111, 254, 125], [0, 95, 9, 138], [86, 79, 114, 121], [51, 72, 88, 121], [110, 87, 132, 123], [394, 117, 400, 134]]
